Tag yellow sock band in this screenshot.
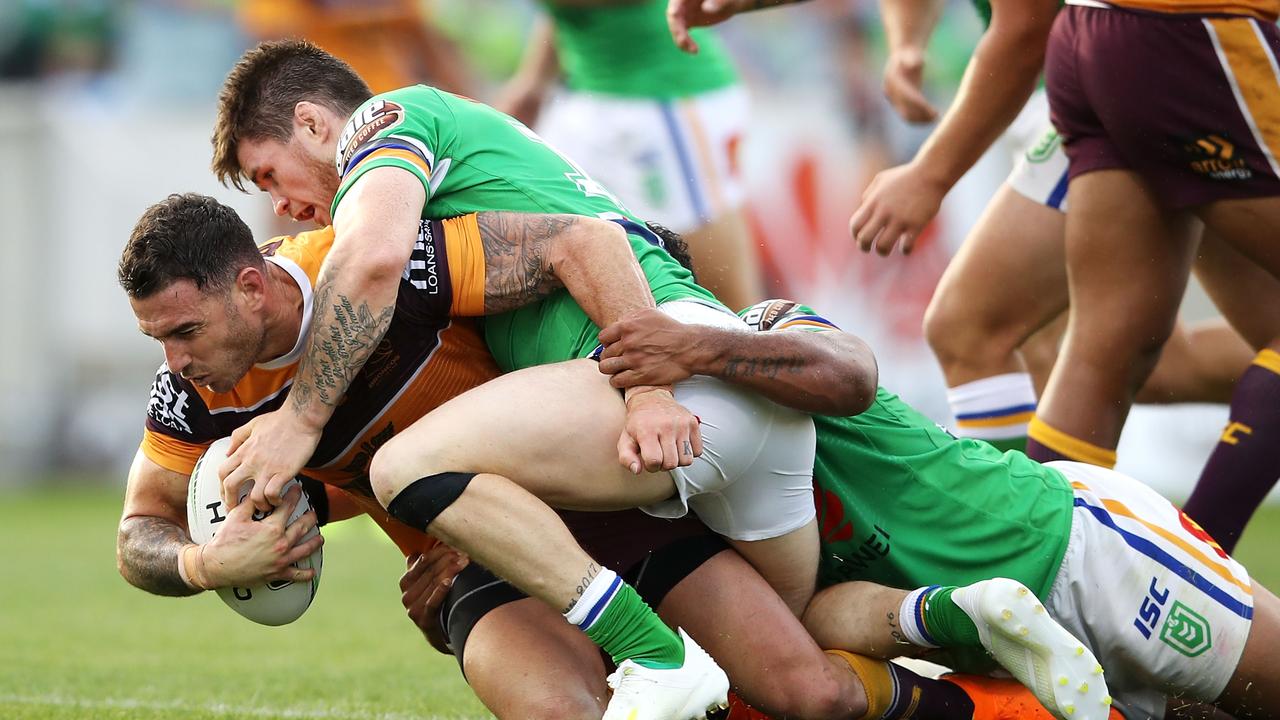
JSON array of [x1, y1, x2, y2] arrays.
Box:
[[1252, 348, 1280, 375], [825, 649, 899, 720], [1028, 417, 1117, 468]]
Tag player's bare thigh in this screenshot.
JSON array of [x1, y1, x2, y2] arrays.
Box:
[[924, 183, 1069, 385], [464, 597, 609, 720], [1214, 582, 1280, 717], [659, 549, 867, 719], [373, 358, 676, 510]]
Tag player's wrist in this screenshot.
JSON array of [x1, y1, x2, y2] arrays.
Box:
[[178, 543, 211, 591], [624, 385, 674, 406]]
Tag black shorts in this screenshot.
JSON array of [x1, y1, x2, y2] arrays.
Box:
[[439, 509, 728, 671]]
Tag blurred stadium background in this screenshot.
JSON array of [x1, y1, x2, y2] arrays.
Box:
[[0, 1, 1274, 717]]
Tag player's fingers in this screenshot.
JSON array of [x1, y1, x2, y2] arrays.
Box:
[[688, 421, 704, 459], [608, 369, 647, 390], [282, 533, 324, 566], [667, 4, 699, 53], [597, 322, 623, 346], [900, 231, 918, 256], [263, 474, 295, 511], [284, 511, 318, 546], [618, 433, 643, 475], [221, 465, 251, 510], [875, 220, 904, 256], [856, 219, 884, 254], [638, 428, 669, 473], [597, 355, 628, 376], [227, 421, 253, 455]]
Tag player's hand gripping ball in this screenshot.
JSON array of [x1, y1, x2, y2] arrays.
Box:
[[187, 436, 322, 625]]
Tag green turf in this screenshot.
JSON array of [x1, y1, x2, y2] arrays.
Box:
[[5, 485, 1280, 720], [0, 485, 492, 720]]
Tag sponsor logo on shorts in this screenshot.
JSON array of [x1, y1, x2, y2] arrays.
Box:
[[336, 100, 406, 173], [1133, 577, 1169, 641], [1025, 129, 1062, 164], [1184, 134, 1252, 181], [1160, 601, 1213, 657]]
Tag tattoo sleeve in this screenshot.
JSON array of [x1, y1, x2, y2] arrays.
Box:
[[117, 516, 199, 597], [475, 211, 574, 314], [291, 266, 396, 413]]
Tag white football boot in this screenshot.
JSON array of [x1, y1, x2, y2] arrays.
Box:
[[951, 578, 1113, 720], [602, 628, 730, 720]]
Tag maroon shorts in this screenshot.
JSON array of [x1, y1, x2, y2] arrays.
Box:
[[1046, 3, 1280, 208]]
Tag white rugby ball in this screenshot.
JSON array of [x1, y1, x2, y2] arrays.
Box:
[[186, 436, 322, 626]]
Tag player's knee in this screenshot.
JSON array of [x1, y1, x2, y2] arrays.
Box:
[[758, 667, 865, 720], [923, 296, 1018, 370], [511, 693, 605, 720], [368, 442, 412, 508]]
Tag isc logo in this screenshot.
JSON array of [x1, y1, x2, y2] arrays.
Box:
[[1133, 577, 1169, 640]]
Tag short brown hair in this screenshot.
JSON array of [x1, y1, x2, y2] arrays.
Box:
[[119, 194, 264, 300], [212, 39, 372, 191]]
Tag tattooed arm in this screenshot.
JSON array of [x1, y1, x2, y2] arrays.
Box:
[[476, 211, 655, 323], [474, 211, 702, 474], [598, 307, 879, 416], [121, 450, 322, 595], [221, 166, 423, 511]]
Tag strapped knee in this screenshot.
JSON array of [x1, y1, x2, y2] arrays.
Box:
[[386, 472, 476, 530]]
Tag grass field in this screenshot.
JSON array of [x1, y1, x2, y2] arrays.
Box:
[[5, 485, 1280, 720]]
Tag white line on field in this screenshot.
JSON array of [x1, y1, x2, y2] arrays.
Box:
[[0, 693, 492, 720]]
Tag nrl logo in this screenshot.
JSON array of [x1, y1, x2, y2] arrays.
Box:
[[336, 100, 405, 173], [1159, 601, 1212, 658]]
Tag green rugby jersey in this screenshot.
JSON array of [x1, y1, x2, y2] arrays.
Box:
[[331, 85, 719, 370], [545, 0, 738, 98], [739, 300, 1075, 600]]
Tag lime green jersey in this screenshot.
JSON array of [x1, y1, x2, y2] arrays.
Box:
[[332, 85, 719, 369], [739, 300, 1075, 600], [545, 0, 738, 98]]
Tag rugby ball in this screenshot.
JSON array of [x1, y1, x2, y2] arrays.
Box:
[[186, 436, 323, 626]]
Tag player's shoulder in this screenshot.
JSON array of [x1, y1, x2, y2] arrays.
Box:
[[335, 85, 445, 176], [259, 227, 333, 287], [738, 298, 839, 332]]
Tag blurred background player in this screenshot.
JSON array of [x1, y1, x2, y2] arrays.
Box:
[[1033, 0, 1280, 553], [853, 0, 1268, 455], [496, 0, 764, 311], [236, 0, 473, 95]]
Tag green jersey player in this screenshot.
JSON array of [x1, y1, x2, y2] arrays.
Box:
[[208, 39, 820, 720], [597, 297, 1280, 720], [498, 0, 762, 310]]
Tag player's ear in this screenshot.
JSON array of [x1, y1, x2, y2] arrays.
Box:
[[293, 101, 324, 139], [235, 266, 268, 310]]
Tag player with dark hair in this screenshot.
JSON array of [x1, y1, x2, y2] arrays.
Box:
[[595, 296, 1280, 720], [118, 195, 1093, 720]]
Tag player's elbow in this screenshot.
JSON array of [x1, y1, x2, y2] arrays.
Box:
[[826, 338, 879, 416], [554, 216, 632, 270]]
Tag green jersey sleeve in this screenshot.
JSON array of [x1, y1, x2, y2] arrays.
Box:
[[331, 89, 450, 218]]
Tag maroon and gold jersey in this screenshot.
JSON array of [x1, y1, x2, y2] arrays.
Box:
[[139, 222, 500, 554], [1101, 0, 1279, 22]]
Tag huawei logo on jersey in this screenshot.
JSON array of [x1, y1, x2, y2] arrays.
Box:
[[335, 100, 406, 174]]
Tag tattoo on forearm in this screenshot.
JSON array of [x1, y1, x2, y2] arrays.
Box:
[[118, 516, 199, 597], [291, 272, 395, 413], [722, 355, 805, 379], [562, 562, 601, 615], [476, 212, 572, 314]]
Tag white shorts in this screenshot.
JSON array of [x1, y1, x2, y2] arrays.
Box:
[[1044, 462, 1253, 720], [640, 300, 818, 541], [537, 86, 748, 233], [1004, 89, 1070, 212]]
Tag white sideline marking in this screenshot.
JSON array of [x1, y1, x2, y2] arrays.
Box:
[[0, 694, 491, 720]]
